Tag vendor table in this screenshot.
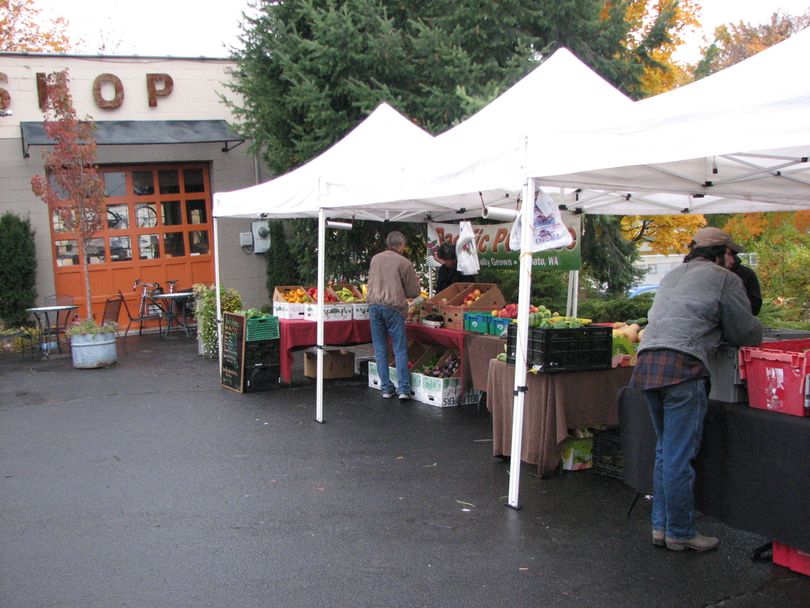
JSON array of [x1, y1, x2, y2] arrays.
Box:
[[279, 319, 372, 383], [486, 359, 633, 476], [619, 387, 810, 553]]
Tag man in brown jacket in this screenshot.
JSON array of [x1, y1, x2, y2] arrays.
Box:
[[367, 231, 421, 400]]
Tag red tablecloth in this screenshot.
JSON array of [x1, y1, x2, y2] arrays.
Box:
[[279, 319, 372, 383]]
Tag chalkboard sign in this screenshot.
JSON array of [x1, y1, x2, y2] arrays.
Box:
[[221, 312, 246, 392]]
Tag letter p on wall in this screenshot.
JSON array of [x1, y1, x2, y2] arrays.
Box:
[[146, 73, 174, 107]]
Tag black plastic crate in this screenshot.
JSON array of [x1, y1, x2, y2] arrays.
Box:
[[591, 427, 623, 479], [245, 339, 280, 367], [506, 324, 612, 372], [244, 364, 281, 392]]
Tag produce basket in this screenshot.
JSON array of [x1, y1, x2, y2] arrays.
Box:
[[246, 315, 280, 341], [505, 324, 612, 372]]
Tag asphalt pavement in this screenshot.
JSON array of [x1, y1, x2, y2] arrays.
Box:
[[2, 334, 809, 608]]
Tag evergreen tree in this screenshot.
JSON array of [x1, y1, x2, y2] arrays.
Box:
[[227, 0, 689, 285], [582, 215, 643, 295], [0, 212, 37, 327]]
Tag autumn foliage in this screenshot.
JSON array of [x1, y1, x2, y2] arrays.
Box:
[[31, 71, 105, 320], [0, 0, 72, 52]]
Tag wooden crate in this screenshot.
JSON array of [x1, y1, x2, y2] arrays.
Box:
[[421, 283, 505, 331]]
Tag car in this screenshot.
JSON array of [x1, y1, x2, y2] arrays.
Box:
[[627, 284, 659, 298]]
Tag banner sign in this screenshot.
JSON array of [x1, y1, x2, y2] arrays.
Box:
[[427, 211, 581, 271]]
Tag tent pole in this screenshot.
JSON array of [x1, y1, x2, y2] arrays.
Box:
[[507, 176, 535, 509], [213, 216, 223, 372], [316, 209, 326, 423]]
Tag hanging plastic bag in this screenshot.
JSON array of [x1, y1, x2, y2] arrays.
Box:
[[509, 189, 573, 252], [456, 221, 480, 275]]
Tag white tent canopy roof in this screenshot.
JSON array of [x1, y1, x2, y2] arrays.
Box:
[[212, 102, 434, 222]]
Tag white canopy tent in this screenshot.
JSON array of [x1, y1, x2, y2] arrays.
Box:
[[214, 29, 810, 508], [212, 48, 629, 428]]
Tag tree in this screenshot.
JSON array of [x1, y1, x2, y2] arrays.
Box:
[[582, 215, 644, 295], [31, 71, 106, 320], [693, 10, 810, 79], [0, 212, 37, 326], [227, 1, 697, 288], [620, 213, 706, 254], [0, 0, 72, 52]]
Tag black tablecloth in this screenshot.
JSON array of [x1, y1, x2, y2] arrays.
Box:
[[619, 387, 810, 552]]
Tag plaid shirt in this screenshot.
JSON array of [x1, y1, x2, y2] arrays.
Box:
[[629, 349, 709, 390]]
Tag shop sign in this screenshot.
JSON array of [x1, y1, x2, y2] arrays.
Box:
[[427, 212, 581, 271]]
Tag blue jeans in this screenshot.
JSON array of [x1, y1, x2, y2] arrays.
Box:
[[643, 377, 708, 541], [369, 304, 410, 396]]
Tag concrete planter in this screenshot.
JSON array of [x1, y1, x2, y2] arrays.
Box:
[[70, 333, 118, 368]]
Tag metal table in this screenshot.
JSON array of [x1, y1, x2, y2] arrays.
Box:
[[26, 305, 78, 358], [150, 292, 195, 338]]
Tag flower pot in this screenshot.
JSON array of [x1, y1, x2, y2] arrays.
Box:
[[70, 332, 117, 368]]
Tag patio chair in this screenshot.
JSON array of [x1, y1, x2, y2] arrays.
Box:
[[101, 293, 126, 337], [117, 289, 161, 338]]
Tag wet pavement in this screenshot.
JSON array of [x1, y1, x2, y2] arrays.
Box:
[[2, 334, 810, 608]]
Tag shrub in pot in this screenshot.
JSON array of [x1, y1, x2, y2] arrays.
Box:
[[67, 319, 117, 368]]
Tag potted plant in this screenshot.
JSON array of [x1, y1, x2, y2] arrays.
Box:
[[30, 70, 112, 363], [66, 319, 117, 368], [193, 283, 243, 358]]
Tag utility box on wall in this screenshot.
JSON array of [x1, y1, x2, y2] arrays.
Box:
[[251, 220, 271, 254]]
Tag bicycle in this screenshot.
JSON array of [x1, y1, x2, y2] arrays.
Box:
[[131, 278, 166, 335]]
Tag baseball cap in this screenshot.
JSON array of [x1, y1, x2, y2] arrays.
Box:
[[691, 227, 743, 253]]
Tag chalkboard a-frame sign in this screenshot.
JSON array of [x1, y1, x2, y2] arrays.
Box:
[[221, 312, 246, 392]]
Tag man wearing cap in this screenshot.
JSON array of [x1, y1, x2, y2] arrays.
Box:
[[630, 226, 762, 552]]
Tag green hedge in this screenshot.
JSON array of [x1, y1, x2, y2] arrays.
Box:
[[0, 213, 37, 327], [578, 293, 654, 323]]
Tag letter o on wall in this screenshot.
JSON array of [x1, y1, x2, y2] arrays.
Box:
[[93, 73, 124, 109]]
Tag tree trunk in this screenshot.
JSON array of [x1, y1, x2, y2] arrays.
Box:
[[79, 238, 92, 320]]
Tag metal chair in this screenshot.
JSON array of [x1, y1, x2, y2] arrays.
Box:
[[101, 293, 126, 336], [117, 289, 161, 337]]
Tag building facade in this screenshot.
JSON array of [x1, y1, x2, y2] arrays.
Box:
[[0, 53, 271, 322]]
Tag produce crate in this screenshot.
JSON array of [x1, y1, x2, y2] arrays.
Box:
[[463, 312, 491, 334], [489, 317, 512, 337], [303, 302, 353, 321], [505, 324, 612, 372], [739, 338, 810, 417], [272, 285, 311, 319], [420, 283, 505, 331], [773, 541, 810, 576], [245, 339, 280, 367], [330, 283, 365, 303], [591, 427, 623, 479], [244, 364, 280, 392], [245, 315, 279, 341]]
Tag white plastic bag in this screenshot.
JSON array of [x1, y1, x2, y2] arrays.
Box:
[[509, 189, 573, 252], [455, 221, 480, 275]]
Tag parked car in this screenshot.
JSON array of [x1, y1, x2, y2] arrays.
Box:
[[627, 284, 658, 298]]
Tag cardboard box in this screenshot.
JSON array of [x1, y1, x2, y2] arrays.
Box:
[[273, 301, 306, 320], [272, 285, 311, 320], [560, 437, 593, 471], [304, 348, 356, 379], [330, 283, 365, 303], [413, 349, 462, 407], [352, 303, 370, 320], [419, 283, 506, 331], [303, 302, 353, 321]]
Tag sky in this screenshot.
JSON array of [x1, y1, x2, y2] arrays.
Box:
[[34, 0, 810, 60]]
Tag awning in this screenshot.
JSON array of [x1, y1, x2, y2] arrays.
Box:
[[20, 119, 245, 158]]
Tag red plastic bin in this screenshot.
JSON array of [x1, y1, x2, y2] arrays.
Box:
[[739, 339, 810, 417], [773, 541, 810, 576]]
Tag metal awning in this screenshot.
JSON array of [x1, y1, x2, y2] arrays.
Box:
[[20, 119, 245, 158]]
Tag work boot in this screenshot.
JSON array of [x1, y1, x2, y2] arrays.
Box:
[[652, 529, 665, 547], [665, 534, 719, 552]]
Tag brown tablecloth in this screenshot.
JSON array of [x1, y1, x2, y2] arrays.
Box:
[[486, 359, 633, 476], [464, 332, 507, 392]]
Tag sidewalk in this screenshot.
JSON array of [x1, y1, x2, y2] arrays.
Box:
[[2, 335, 809, 608]]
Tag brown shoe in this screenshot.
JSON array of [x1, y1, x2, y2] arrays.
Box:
[[652, 529, 665, 547], [665, 534, 719, 552]]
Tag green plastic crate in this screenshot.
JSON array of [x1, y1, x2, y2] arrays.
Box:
[[463, 312, 491, 334], [489, 317, 512, 336], [246, 315, 280, 341]]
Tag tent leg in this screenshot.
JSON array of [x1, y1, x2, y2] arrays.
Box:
[[213, 217, 223, 373], [506, 177, 536, 509], [316, 209, 326, 423]]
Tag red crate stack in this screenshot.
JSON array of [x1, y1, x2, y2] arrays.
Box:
[[739, 338, 810, 417]]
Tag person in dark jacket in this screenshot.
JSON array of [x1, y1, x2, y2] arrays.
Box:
[[630, 227, 762, 553], [434, 233, 458, 292], [725, 251, 762, 315]]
